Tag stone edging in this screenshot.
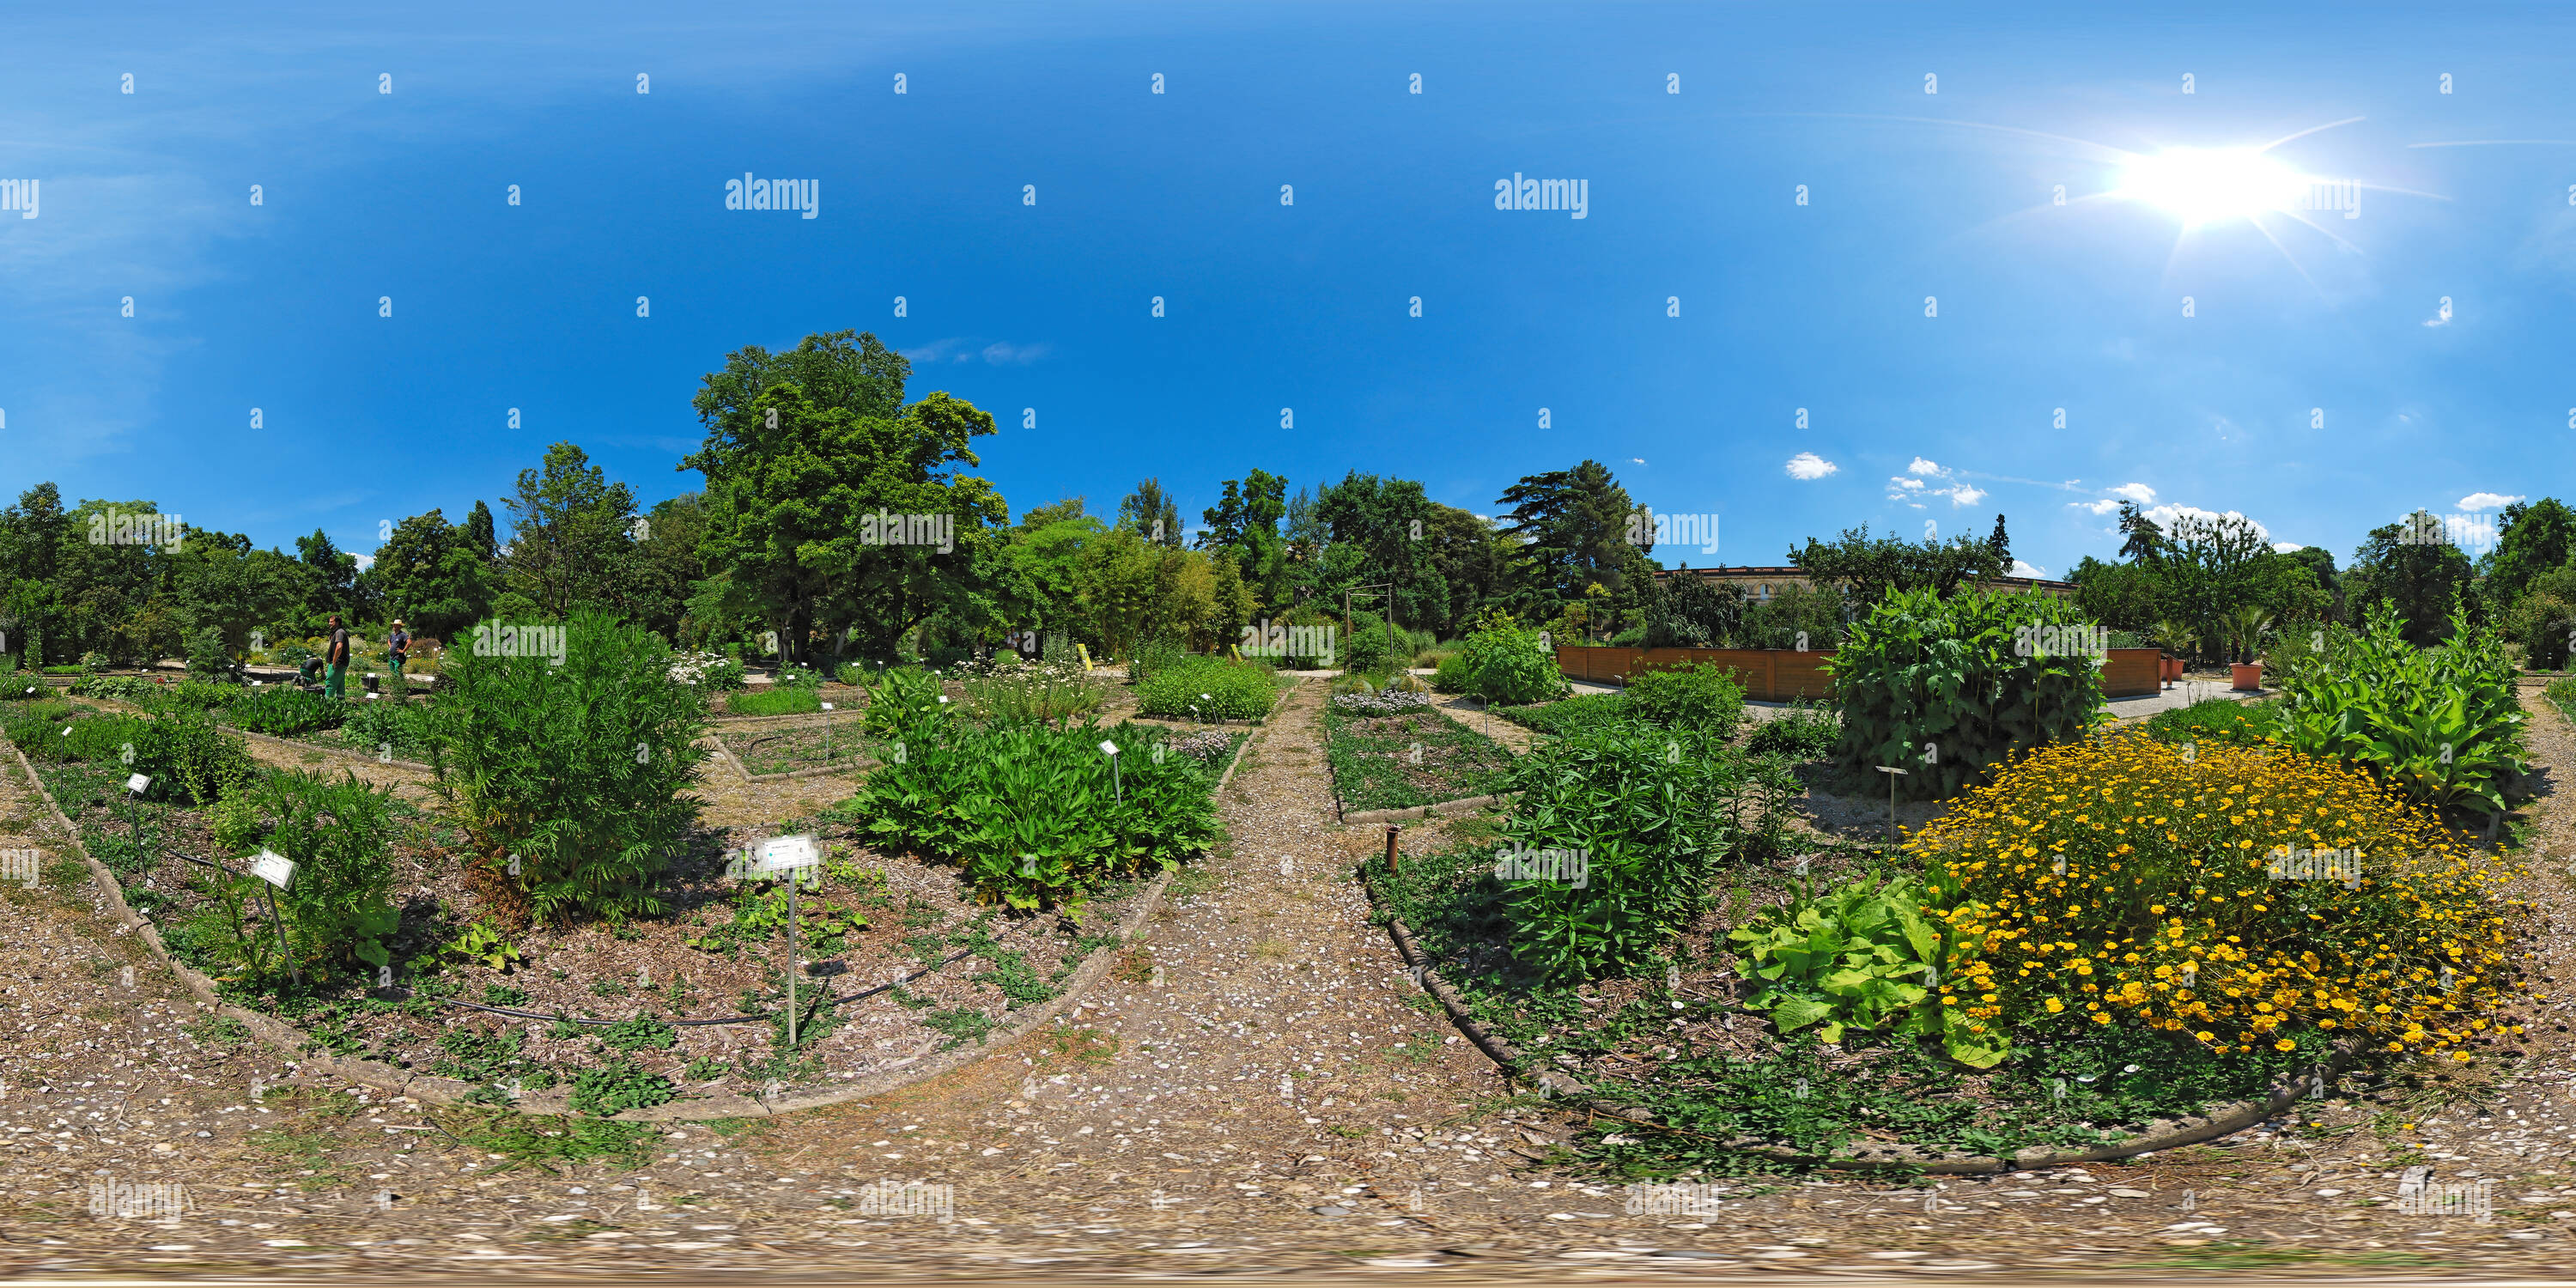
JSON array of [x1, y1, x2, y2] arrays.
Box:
[[1365, 870, 2334, 1175], [1, 708, 1271, 1121], [1341, 793, 1514, 827]]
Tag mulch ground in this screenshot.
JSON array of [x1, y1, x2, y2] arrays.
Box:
[[9, 680, 2576, 1278]]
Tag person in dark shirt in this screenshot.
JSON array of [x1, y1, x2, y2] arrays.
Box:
[[325, 615, 350, 701], [387, 619, 410, 684]]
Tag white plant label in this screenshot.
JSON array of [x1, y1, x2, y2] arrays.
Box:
[[755, 833, 820, 874], [125, 773, 150, 794], [250, 849, 295, 888], [1097, 740, 1119, 756]]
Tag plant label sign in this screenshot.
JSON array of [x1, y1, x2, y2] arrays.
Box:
[[249, 849, 295, 889], [125, 773, 150, 795], [754, 834, 820, 876]]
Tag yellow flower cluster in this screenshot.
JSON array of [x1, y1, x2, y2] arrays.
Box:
[[1904, 732, 2531, 1059]]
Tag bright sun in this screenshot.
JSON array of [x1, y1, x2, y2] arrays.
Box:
[[2117, 147, 2309, 225]]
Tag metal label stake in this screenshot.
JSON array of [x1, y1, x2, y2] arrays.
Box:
[[754, 834, 821, 1048], [1875, 765, 1911, 847], [249, 848, 301, 987]]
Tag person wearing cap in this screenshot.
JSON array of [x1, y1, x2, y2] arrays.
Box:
[[387, 619, 410, 684], [324, 614, 350, 701]]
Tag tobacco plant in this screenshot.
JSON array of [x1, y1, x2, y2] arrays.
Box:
[[1825, 586, 2105, 801], [2271, 601, 2529, 817]]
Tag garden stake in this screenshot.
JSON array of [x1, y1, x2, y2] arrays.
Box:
[[1385, 823, 1402, 872], [259, 885, 301, 988], [786, 857, 799, 1048], [1876, 765, 1910, 847]]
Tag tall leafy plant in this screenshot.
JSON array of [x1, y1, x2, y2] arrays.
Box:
[[2272, 601, 2529, 817], [425, 610, 708, 925], [1824, 587, 2105, 801], [1493, 723, 1747, 981]]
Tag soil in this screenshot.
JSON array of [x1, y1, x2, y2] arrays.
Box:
[[9, 681, 2576, 1278], [1325, 704, 1516, 815]]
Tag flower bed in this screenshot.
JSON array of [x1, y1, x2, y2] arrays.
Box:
[[1368, 723, 2536, 1173]]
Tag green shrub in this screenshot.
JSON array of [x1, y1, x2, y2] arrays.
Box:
[[1825, 587, 2106, 801], [1492, 723, 1748, 981], [62, 711, 152, 767], [2143, 696, 2280, 747], [1135, 655, 1280, 720], [860, 665, 948, 738], [1126, 635, 1191, 683], [2271, 601, 2529, 817], [844, 720, 1224, 911], [340, 696, 435, 761], [161, 678, 246, 712], [2550, 677, 2576, 723], [1619, 662, 1746, 736], [1742, 697, 1840, 759], [70, 673, 161, 705], [424, 610, 709, 926], [774, 664, 826, 690], [227, 687, 347, 737], [186, 627, 235, 681], [1728, 874, 1996, 1066], [1455, 615, 1569, 707], [50, 708, 252, 803], [726, 685, 823, 716], [1340, 624, 1406, 677], [1499, 693, 1637, 737], [220, 769, 404, 977], [1429, 652, 1472, 694]]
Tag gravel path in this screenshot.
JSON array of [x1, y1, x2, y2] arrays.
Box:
[[15, 683, 2576, 1276]]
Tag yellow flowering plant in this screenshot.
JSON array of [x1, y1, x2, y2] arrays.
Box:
[[1905, 731, 2532, 1064]]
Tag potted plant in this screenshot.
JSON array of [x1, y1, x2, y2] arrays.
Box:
[[2154, 619, 2196, 684], [2227, 605, 2272, 691]]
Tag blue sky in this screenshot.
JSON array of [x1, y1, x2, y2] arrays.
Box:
[[4, 2, 2573, 578]]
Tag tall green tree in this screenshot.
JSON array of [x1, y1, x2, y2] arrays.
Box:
[[501, 443, 646, 621], [367, 509, 494, 641], [1115, 478, 1184, 548], [1197, 471, 1294, 612], [1498, 459, 1643, 622], [685, 335, 1009, 664], [1311, 471, 1448, 630], [2348, 513, 2476, 644], [2481, 498, 2576, 610], [1787, 523, 2005, 609]]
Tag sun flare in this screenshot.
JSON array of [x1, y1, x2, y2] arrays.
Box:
[[2116, 147, 2310, 225]]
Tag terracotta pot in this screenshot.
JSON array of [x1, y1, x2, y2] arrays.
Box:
[[2161, 656, 2183, 683], [2231, 662, 2263, 691]]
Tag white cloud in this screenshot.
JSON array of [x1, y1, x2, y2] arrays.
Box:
[[903, 337, 1054, 366], [2110, 482, 2156, 504], [2011, 559, 2049, 579], [2271, 542, 2302, 554], [2459, 492, 2523, 512], [2073, 499, 2121, 516], [2142, 504, 2272, 544], [1629, 457, 1646, 465], [353, 553, 377, 572], [1886, 457, 1984, 507], [1785, 453, 1838, 480]]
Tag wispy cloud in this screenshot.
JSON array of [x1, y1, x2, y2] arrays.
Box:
[[2459, 492, 2523, 511], [1887, 457, 1984, 507], [902, 337, 1054, 367]]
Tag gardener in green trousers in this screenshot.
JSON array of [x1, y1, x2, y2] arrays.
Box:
[[386, 619, 410, 685], [324, 614, 350, 701]]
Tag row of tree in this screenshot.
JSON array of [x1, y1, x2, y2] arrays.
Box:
[[11, 325, 2566, 671]]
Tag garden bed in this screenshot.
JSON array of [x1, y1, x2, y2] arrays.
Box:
[[1324, 698, 1516, 817], [1365, 723, 2539, 1175]]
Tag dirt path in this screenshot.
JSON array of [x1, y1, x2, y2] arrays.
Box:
[[21, 685, 2576, 1275], [1426, 694, 1534, 755]]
